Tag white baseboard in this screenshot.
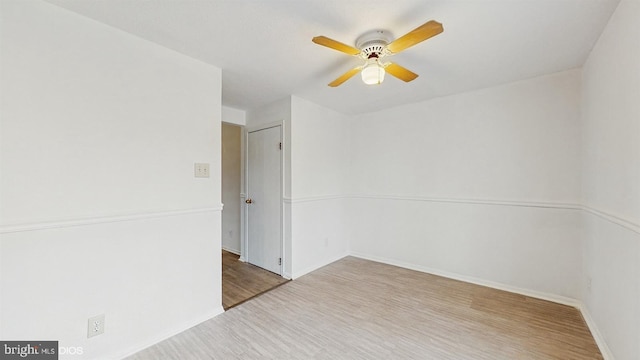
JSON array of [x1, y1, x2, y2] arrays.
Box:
[[222, 246, 241, 256], [350, 252, 580, 307], [578, 303, 614, 360], [117, 306, 224, 359], [291, 252, 350, 279]]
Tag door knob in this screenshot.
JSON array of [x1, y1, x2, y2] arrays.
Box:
[[245, 198, 253, 204]]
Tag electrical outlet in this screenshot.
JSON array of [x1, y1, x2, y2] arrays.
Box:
[[87, 314, 105, 338], [194, 163, 210, 178]]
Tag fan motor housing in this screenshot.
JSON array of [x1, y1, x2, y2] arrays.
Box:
[[356, 30, 393, 58]]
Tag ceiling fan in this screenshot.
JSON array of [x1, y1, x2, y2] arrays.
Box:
[[312, 20, 443, 87]]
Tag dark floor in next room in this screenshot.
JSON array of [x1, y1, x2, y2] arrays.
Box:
[[222, 250, 289, 309]]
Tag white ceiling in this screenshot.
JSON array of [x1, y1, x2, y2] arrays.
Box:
[[45, 0, 619, 115]]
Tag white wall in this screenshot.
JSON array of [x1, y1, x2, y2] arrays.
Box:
[[246, 97, 291, 129], [222, 123, 242, 254], [289, 96, 351, 278], [581, 0, 640, 358], [350, 71, 582, 203], [0, 1, 223, 358], [222, 106, 246, 126], [349, 70, 584, 301]]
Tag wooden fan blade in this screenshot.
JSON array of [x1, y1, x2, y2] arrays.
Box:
[[386, 20, 443, 54], [312, 36, 361, 56], [385, 63, 419, 82], [328, 67, 361, 87]]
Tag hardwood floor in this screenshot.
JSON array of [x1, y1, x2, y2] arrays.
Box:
[[130, 257, 602, 359], [222, 250, 289, 309]]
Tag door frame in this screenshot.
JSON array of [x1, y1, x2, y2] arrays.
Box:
[[241, 120, 285, 276]]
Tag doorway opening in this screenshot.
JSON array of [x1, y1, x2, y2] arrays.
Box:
[[221, 250, 288, 309], [221, 122, 287, 310]]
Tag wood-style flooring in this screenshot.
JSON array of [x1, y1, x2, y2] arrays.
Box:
[[129, 257, 602, 359], [222, 250, 288, 309]]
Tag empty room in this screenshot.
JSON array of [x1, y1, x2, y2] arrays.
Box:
[[1, 0, 638, 359]]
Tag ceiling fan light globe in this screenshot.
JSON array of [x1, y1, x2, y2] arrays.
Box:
[[361, 63, 385, 85]]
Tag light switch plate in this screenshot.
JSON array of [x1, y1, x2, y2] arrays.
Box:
[[194, 163, 210, 178]]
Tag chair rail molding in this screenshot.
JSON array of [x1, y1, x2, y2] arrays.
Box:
[[0, 206, 224, 234]]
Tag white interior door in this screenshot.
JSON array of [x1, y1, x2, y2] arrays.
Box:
[[246, 125, 282, 275]]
